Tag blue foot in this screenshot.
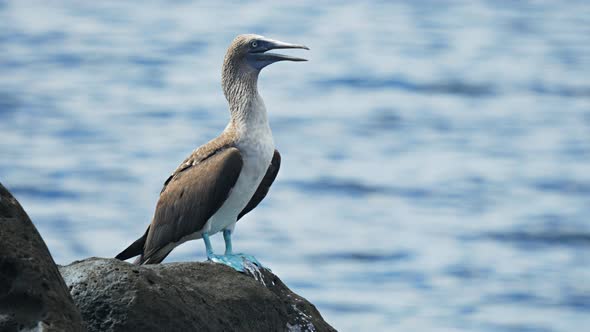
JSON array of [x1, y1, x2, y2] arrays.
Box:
[[208, 253, 265, 272], [203, 230, 267, 273]]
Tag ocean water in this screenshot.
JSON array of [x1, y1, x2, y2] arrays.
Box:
[[1, 1, 589, 331]]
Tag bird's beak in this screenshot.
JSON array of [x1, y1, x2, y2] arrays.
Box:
[[249, 38, 309, 64]]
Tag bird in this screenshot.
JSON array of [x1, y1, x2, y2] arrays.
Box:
[[115, 34, 308, 271]]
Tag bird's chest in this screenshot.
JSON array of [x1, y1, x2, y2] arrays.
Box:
[[229, 130, 274, 211], [205, 128, 274, 233], [236, 130, 275, 186]]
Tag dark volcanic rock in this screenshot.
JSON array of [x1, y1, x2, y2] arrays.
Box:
[[0, 183, 85, 332], [59, 257, 335, 332]]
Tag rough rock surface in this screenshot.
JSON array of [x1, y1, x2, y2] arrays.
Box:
[[59, 257, 335, 332], [0, 183, 85, 332]]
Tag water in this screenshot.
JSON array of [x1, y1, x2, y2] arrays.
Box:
[[1, 1, 589, 331]]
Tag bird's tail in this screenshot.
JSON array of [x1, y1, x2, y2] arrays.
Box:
[[115, 226, 174, 265], [135, 247, 173, 265], [115, 227, 149, 264]]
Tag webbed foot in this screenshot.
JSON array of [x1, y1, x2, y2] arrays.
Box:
[[207, 253, 265, 272]]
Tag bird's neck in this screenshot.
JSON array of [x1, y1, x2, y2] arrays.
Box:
[[222, 66, 268, 130]]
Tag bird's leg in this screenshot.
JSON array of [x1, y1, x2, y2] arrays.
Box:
[[203, 228, 268, 272], [202, 232, 215, 259], [223, 229, 233, 255], [203, 230, 247, 272], [221, 228, 265, 270], [200, 228, 267, 272]]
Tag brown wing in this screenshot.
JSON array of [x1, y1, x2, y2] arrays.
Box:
[[238, 149, 281, 220], [139, 147, 243, 264]]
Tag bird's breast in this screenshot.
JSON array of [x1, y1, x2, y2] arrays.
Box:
[[203, 127, 274, 234], [233, 127, 275, 203]]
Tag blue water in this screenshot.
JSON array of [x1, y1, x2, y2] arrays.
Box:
[[1, 1, 589, 331]]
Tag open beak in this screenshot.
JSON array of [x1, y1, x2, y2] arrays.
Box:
[[250, 37, 309, 63]]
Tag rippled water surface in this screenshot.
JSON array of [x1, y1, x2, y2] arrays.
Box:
[[1, 1, 590, 331]]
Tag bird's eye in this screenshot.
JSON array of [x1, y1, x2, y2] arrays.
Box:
[[251, 41, 258, 48]]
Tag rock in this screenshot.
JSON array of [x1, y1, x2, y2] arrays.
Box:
[[0, 183, 335, 331], [59, 257, 336, 332], [0, 183, 85, 332]]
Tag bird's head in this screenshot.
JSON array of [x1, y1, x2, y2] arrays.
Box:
[[221, 34, 308, 105], [224, 34, 309, 72]]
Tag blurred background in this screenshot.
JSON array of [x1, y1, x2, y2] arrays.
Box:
[[1, 0, 589, 331]]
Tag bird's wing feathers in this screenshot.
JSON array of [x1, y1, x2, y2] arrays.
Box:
[[141, 147, 243, 263], [238, 149, 281, 220], [161, 148, 219, 194]]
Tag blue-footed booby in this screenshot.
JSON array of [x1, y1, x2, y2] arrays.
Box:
[[115, 34, 308, 271]]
